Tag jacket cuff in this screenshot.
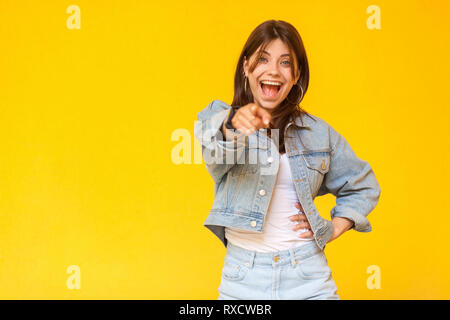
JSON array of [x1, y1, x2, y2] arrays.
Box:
[[207, 108, 247, 151], [330, 206, 372, 232]]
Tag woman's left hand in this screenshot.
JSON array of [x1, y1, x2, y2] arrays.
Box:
[[290, 202, 313, 238], [290, 202, 354, 242]]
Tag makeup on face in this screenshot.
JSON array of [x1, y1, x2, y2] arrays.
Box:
[[245, 39, 299, 110]]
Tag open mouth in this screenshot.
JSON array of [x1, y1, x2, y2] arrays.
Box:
[[259, 81, 282, 98]]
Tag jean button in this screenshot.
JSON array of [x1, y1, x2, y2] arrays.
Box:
[[250, 221, 257, 227]]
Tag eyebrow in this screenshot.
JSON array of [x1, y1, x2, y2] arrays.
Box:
[[261, 50, 291, 58]]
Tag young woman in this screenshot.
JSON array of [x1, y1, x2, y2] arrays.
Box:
[[194, 20, 381, 300]]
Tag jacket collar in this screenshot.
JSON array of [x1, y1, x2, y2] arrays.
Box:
[[287, 113, 311, 130]]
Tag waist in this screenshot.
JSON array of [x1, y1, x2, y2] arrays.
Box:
[[225, 240, 323, 267]]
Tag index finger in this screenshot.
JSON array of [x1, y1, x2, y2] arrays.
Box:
[[251, 104, 271, 127]]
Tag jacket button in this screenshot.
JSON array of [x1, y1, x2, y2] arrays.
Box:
[[259, 189, 266, 196], [321, 160, 326, 170], [267, 156, 274, 163], [250, 221, 257, 227]]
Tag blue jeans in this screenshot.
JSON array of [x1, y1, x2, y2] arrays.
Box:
[[218, 241, 340, 300]]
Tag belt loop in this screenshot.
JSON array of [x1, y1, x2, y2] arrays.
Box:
[[248, 251, 255, 268], [288, 248, 297, 267]]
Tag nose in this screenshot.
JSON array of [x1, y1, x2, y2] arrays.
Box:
[[266, 59, 281, 76]]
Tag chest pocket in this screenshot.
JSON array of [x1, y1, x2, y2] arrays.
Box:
[[231, 163, 258, 176], [302, 150, 330, 197], [230, 136, 267, 176]]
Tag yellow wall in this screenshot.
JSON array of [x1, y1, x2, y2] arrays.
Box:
[[1, 0, 449, 299]]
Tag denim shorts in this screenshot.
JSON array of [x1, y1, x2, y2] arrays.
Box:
[[217, 240, 340, 300]]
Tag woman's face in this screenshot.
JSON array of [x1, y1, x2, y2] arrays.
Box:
[[243, 38, 300, 113]]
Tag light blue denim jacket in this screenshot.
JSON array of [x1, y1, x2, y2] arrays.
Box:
[[194, 99, 381, 250]]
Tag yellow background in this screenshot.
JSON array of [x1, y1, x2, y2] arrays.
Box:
[[1, 0, 449, 299]]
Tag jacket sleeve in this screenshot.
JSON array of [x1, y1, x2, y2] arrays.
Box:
[[194, 99, 247, 183], [318, 125, 381, 232]]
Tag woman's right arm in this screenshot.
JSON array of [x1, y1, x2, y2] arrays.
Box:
[[194, 100, 271, 183], [194, 100, 247, 183]]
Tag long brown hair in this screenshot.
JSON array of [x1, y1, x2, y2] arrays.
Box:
[[231, 20, 315, 153]]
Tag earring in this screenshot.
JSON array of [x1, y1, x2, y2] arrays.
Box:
[[286, 82, 304, 105], [298, 83, 304, 101], [243, 72, 248, 94]]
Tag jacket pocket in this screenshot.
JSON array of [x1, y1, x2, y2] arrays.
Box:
[[302, 151, 331, 196], [230, 145, 260, 176], [295, 251, 332, 280], [230, 163, 258, 176], [222, 256, 249, 282], [302, 152, 330, 174]]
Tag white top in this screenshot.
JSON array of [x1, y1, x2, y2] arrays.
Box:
[[225, 153, 314, 253]]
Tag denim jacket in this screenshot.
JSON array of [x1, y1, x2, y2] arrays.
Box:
[[194, 99, 381, 250]]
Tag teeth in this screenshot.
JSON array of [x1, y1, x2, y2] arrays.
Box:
[[260, 80, 282, 86]]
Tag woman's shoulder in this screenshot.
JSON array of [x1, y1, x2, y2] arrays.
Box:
[[209, 99, 231, 110], [294, 111, 332, 132], [295, 112, 351, 153]]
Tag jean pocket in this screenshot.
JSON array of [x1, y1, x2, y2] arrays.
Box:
[[295, 252, 332, 280], [222, 256, 249, 282]]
